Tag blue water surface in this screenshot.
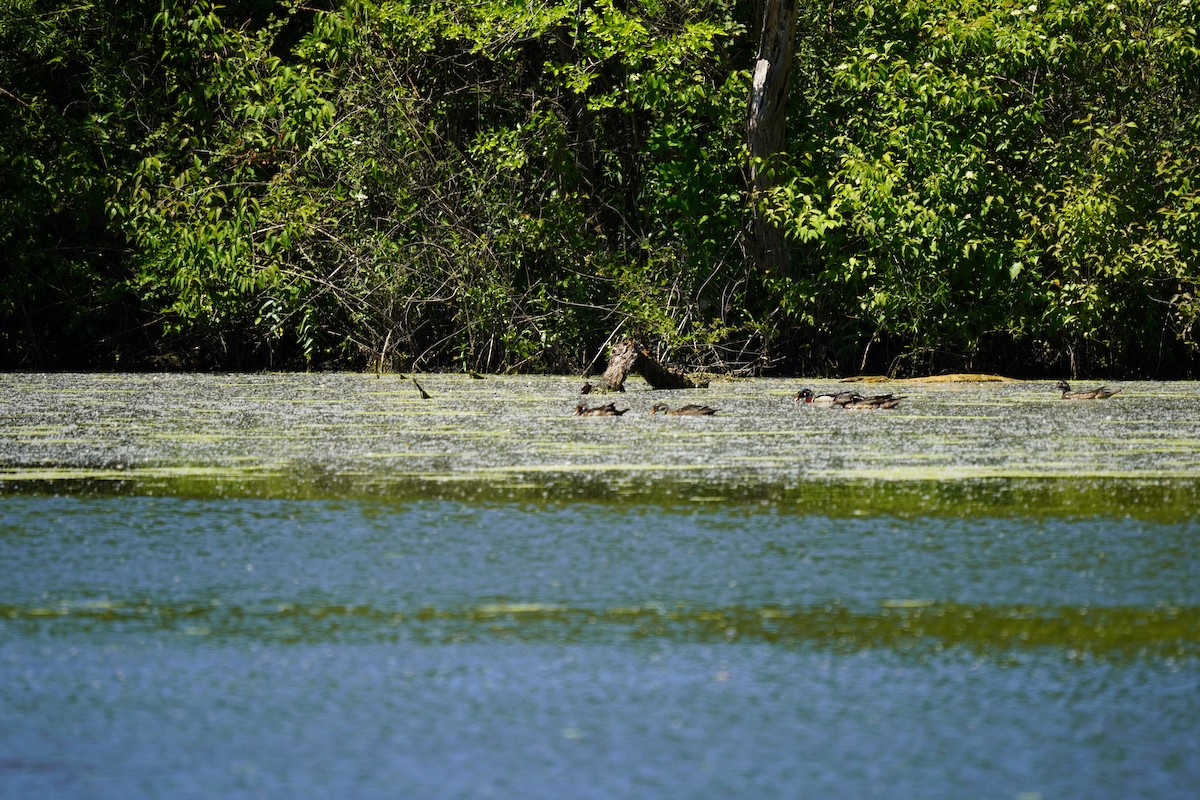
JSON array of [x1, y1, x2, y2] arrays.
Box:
[[2, 495, 1198, 799]]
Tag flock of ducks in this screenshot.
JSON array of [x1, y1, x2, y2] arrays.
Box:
[[572, 380, 1123, 417], [573, 402, 717, 417], [794, 388, 905, 409]]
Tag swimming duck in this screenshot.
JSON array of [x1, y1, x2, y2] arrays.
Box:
[[843, 394, 905, 410], [649, 403, 717, 416], [1055, 380, 1122, 400], [573, 402, 628, 417], [794, 388, 861, 406]]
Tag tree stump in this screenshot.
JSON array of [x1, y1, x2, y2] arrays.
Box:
[[584, 339, 708, 393]]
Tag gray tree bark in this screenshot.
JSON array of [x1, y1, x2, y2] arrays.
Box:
[[747, 0, 799, 277], [585, 339, 708, 393]]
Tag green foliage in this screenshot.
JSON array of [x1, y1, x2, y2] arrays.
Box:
[[3, 0, 1199, 375], [107, 0, 339, 365], [764, 0, 1200, 375], [96, 0, 755, 370], [0, 0, 159, 366]]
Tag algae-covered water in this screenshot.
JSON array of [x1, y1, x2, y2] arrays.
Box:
[[2, 373, 1198, 798]]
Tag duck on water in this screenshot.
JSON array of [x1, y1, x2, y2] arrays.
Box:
[[649, 403, 717, 416], [1055, 380, 1122, 400], [573, 402, 629, 417]]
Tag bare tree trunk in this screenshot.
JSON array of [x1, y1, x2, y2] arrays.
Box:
[[585, 339, 709, 392], [747, 0, 799, 277]]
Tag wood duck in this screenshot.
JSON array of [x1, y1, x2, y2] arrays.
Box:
[[843, 393, 905, 409], [573, 402, 628, 416], [649, 403, 717, 416], [794, 388, 861, 405], [1055, 380, 1121, 400], [795, 388, 902, 408]]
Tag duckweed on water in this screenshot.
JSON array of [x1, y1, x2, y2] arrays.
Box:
[[2, 372, 1199, 517], [3, 598, 1194, 660]]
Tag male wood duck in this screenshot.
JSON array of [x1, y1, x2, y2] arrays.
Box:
[[573, 402, 628, 416], [794, 388, 861, 405], [1055, 380, 1122, 400], [649, 403, 717, 416]]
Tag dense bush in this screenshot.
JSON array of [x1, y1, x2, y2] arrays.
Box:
[[2, 0, 1197, 376], [0, 1, 160, 366], [765, 0, 1200, 376]]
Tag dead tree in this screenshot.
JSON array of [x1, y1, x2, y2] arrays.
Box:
[[584, 339, 709, 393], [747, 0, 799, 277]]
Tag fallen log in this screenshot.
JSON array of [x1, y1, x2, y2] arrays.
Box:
[[583, 339, 709, 393]]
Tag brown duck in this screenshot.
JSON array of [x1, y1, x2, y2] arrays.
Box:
[[649, 403, 717, 416], [843, 393, 905, 410], [1055, 380, 1121, 400], [574, 402, 628, 417]]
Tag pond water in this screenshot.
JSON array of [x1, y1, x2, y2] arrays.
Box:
[[2, 373, 1198, 799]]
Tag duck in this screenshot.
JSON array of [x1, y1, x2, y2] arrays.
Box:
[[843, 393, 905, 410], [573, 402, 628, 417], [794, 388, 861, 406], [1055, 380, 1122, 400], [649, 403, 717, 416]]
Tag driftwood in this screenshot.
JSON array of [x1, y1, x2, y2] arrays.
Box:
[[583, 339, 709, 393]]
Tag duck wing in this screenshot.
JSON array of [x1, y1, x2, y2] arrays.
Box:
[[675, 404, 716, 415]]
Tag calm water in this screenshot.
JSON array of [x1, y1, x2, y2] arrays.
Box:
[[2, 373, 1199, 799]]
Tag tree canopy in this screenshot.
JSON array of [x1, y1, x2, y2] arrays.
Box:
[[2, 0, 1198, 376]]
